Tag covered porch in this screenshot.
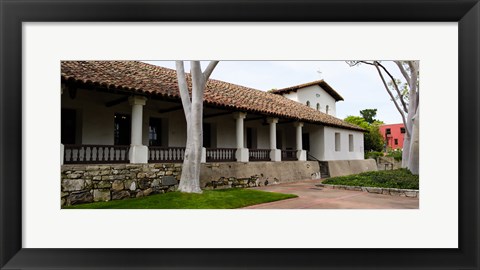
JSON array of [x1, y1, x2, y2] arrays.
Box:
[[61, 87, 309, 165]]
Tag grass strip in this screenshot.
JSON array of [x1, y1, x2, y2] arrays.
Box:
[[64, 188, 297, 209]]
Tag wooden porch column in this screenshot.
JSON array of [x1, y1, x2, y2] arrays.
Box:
[[233, 112, 249, 162], [267, 117, 281, 161], [294, 122, 306, 161], [128, 96, 148, 163]]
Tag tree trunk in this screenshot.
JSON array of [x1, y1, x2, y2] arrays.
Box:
[[408, 109, 419, 175], [402, 135, 411, 168], [176, 61, 218, 193], [177, 62, 205, 193]]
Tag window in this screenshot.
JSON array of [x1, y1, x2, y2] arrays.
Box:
[[349, 134, 354, 152], [386, 128, 391, 135], [61, 108, 76, 144], [316, 103, 320, 111], [306, 101, 310, 107], [394, 139, 398, 145], [326, 105, 329, 115], [203, 123, 212, 148], [335, 133, 341, 151], [302, 133, 310, 151], [114, 113, 131, 145], [149, 118, 162, 146], [400, 127, 406, 134]]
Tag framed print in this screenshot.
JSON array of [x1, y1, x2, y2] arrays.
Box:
[[1, 0, 479, 269]]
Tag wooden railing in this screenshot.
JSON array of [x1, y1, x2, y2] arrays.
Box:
[[281, 150, 298, 161], [206, 148, 236, 162], [64, 144, 130, 164], [249, 149, 271, 161], [149, 147, 185, 163]]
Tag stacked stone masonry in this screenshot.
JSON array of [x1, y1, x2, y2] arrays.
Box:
[[61, 163, 181, 206], [317, 183, 419, 198]]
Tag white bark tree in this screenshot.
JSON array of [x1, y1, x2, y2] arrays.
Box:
[[347, 61, 419, 174], [175, 61, 219, 193]]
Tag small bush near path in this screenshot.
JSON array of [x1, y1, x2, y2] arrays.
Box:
[[322, 169, 419, 190], [63, 188, 297, 209]]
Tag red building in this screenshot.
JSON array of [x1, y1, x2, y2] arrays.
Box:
[[379, 123, 406, 150]]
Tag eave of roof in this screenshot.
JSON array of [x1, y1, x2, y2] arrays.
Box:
[[60, 61, 364, 132], [269, 80, 344, 101]]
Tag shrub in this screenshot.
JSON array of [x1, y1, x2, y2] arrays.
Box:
[[386, 149, 403, 161], [323, 168, 419, 189], [365, 151, 383, 159]]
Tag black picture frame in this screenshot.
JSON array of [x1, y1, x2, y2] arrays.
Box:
[[1, 0, 479, 269]]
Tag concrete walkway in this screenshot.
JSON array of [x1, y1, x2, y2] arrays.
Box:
[[243, 179, 419, 209]]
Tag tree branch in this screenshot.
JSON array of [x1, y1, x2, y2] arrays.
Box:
[[203, 61, 219, 81], [356, 61, 408, 113], [376, 62, 408, 114], [394, 61, 411, 85], [406, 61, 419, 115], [175, 61, 192, 124], [373, 62, 410, 137]]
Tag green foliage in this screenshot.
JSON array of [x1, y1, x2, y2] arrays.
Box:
[[63, 189, 297, 209], [323, 169, 419, 189], [365, 151, 383, 159], [344, 115, 384, 152], [360, 109, 378, 124], [387, 149, 403, 161]]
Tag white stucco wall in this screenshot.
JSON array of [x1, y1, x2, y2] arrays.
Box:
[[303, 124, 325, 160], [164, 110, 187, 147], [322, 126, 364, 160], [214, 115, 236, 148], [244, 120, 270, 149]]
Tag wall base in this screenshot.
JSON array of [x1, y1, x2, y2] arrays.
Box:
[[129, 145, 148, 163], [200, 161, 319, 188], [235, 148, 249, 162], [327, 159, 378, 178], [297, 150, 307, 161], [270, 149, 281, 161]]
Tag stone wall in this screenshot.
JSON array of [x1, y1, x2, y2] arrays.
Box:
[[61, 163, 181, 206], [200, 161, 320, 188], [327, 159, 378, 178], [61, 161, 322, 206]]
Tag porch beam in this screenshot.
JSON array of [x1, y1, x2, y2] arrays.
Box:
[[158, 105, 183, 114], [245, 116, 264, 122], [105, 96, 129, 107], [277, 120, 295, 125], [203, 111, 233, 119]]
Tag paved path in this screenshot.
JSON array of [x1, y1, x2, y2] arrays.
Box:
[[243, 179, 419, 209]]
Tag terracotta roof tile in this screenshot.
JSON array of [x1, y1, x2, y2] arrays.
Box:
[[61, 61, 363, 131]]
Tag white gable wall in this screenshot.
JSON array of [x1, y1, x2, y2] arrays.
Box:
[[290, 85, 337, 116], [282, 92, 298, 102]]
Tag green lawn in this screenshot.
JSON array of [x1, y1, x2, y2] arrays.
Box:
[[322, 169, 419, 189], [63, 188, 297, 209]]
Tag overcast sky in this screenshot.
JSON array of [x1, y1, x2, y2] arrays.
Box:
[[144, 61, 405, 124]]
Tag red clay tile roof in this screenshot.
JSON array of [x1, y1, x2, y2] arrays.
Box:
[[61, 61, 363, 131], [270, 80, 344, 101]]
